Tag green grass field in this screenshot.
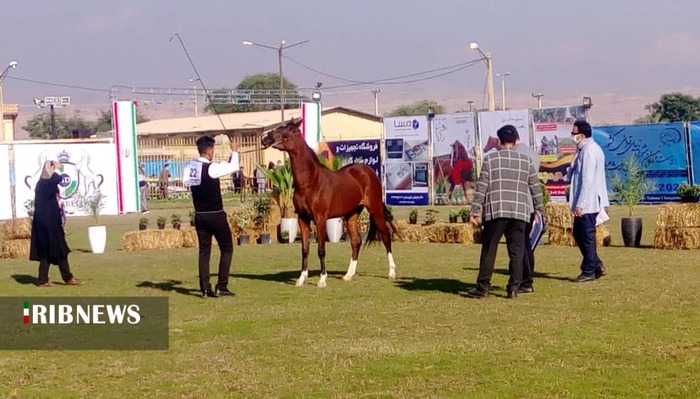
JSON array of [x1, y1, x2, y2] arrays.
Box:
[[1, 200, 699, 398]]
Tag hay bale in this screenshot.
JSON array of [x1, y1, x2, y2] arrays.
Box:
[[1, 239, 31, 259], [394, 222, 480, 244], [181, 228, 198, 248], [545, 203, 572, 229], [2, 218, 32, 240], [656, 203, 700, 228], [653, 227, 700, 250], [548, 224, 610, 247], [122, 230, 185, 252]]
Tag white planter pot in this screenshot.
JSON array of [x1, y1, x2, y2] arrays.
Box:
[[326, 217, 344, 243], [88, 225, 107, 254], [279, 218, 298, 244]]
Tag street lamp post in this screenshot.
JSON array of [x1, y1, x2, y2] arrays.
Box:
[[532, 92, 544, 108], [371, 89, 380, 116], [0, 60, 18, 141], [496, 72, 511, 110], [242, 39, 310, 122], [468, 43, 495, 111], [190, 77, 201, 116], [467, 100, 474, 111]]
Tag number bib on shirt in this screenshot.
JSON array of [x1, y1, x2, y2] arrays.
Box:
[[183, 161, 203, 187]]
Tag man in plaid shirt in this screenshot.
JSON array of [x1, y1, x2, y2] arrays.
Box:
[[468, 125, 544, 299]]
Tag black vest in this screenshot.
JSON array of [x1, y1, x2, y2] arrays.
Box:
[[191, 163, 223, 212]]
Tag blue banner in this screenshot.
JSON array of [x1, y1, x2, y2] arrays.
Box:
[[593, 123, 689, 203], [386, 193, 429, 206], [690, 122, 700, 185], [318, 139, 382, 177]]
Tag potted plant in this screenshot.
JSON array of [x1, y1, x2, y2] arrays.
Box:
[[236, 206, 253, 245], [188, 209, 196, 226], [259, 161, 296, 243], [678, 183, 700, 203], [82, 190, 106, 254], [459, 207, 470, 223], [171, 214, 182, 230], [424, 209, 438, 225], [157, 215, 166, 230], [541, 182, 551, 205], [611, 155, 654, 247], [448, 210, 458, 223], [409, 209, 418, 224], [139, 216, 149, 231], [254, 196, 272, 244]]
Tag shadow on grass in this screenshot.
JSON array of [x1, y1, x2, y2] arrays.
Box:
[[463, 267, 574, 282], [231, 270, 346, 285], [72, 248, 92, 253], [394, 277, 477, 295], [11, 274, 38, 285], [136, 279, 201, 297]]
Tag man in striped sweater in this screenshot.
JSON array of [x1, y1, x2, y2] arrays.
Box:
[[468, 125, 544, 299]]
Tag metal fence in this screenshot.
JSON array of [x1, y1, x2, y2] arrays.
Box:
[[137, 132, 267, 199]]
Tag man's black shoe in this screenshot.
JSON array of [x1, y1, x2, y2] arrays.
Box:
[[518, 285, 534, 294], [202, 289, 219, 298], [466, 288, 489, 298], [595, 265, 607, 279], [216, 287, 234, 296], [506, 288, 518, 299], [573, 274, 596, 283]]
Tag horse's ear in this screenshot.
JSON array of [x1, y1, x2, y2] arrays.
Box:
[[292, 118, 303, 128]]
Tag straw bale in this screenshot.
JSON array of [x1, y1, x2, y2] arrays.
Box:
[[1, 239, 31, 259], [545, 203, 572, 229], [655, 203, 700, 228], [122, 230, 185, 252], [2, 218, 32, 240], [653, 227, 700, 250], [548, 224, 611, 247], [181, 228, 198, 248], [394, 222, 480, 244]]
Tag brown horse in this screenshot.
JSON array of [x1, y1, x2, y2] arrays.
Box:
[[261, 118, 399, 287]]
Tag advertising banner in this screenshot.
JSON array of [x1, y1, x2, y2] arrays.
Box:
[[318, 139, 381, 177], [13, 142, 118, 218], [690, 122, 700, 185], [383, 116, 429, 205], [0, 145, 12, 220], [532, 105, 588, 200], [431, 113, 477, 204], [593, 123, 689, 203], [477, 109, 531, 158]]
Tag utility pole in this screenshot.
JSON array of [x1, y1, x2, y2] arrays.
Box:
[[467, 100, 474, 112], [532, 92, 544, 108], [190, 78, 200, 117], [372, 89, 380, 116]]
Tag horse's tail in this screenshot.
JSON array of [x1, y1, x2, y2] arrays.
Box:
[[365, 204, 400, 246]]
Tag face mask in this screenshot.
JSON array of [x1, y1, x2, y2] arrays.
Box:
[[573, 134, 583, 144]]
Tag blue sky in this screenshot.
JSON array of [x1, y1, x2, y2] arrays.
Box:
[[2, 0, 699, 113]]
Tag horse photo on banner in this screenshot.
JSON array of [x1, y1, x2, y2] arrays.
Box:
[[476, 109, 531, 158], [593, 123, 690, 203], [431, 113, 477, 205], [532, 105, 587, 201]]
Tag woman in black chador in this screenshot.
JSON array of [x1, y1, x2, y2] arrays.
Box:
[[29, 160, 84, 287]]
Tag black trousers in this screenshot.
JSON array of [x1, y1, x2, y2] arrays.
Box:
[[521, 214, 536, 287], [38, 257, 73, 284], [195, 211, 234, 292], [476, 218, 527, 291], [572, 213, 602, 276]]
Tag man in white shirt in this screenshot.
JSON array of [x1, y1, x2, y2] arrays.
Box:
[[138, 164, 149, 214], [185, 136, 240, 298]]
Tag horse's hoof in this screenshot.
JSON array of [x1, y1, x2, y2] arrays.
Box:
[[317, 280, 327, 288], [342, 274, 353, 282], [388, 273, 396, 280], [295, 280, 305, 287]]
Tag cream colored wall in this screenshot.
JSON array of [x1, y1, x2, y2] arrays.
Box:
[[319, 113, 382, 141], [1, 118, 14, 141]]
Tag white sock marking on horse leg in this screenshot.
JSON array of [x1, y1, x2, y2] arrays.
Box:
[[388, 252, 396, 279], [343, 259, 357, 281], [317, 273, 328, 288], [295, 270, 308, 287]]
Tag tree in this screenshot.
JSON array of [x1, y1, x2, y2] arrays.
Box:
[[639, 92, 700, 123], [387, 99, 445, 117], [204, 73, 304, 114], [23, 113, 95, 139], [94, 109, 149, 132]]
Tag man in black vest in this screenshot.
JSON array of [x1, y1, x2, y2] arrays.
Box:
[[187, 136, 239, 298]]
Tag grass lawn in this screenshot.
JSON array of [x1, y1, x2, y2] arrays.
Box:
[[1, 201, 699, 398]]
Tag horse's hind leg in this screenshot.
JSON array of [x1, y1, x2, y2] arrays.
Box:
[[296, 215, 312, 287], [367, 202, 397, 279], [315, 216, 329, 288], [342, 211, 362, 281]]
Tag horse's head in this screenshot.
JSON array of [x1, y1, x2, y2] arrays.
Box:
[[261, 118, 304, 152]]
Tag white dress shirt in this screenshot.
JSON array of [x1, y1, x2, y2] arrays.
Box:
[[196, 152, 240, 178]]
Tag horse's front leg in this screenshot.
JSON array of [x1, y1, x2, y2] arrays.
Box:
[[296, 216, 312, 287], [315, 217, 328, 288]]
